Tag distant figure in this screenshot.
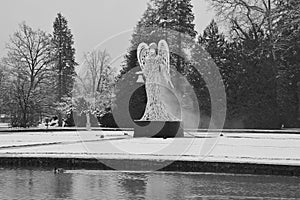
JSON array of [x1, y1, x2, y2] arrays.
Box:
[[50, 116, 58, 127], [64, 111, 75, 127], [44, 118, 50, 128]]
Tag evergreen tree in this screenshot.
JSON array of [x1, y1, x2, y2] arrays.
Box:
[[52, 13, 77, 126], [198, 20, 225, 66], [274, 0, 300, 127], [232, 32, 279, 128], [197, 20, 279, 128], [207, 0, 299, 128], [154, 0, 197, 73], [122, 0, 197, 74], [197, 20, 247, 123], [194, 20, 227, 125]]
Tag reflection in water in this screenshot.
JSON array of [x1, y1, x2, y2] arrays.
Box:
[[118, 173, 147, 198], [0, 169, 299, 199], [52, 172, 73, 199]]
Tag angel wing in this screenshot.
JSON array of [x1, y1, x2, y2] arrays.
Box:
[[137, 43, 149, 71], [158, 40, 174, 88], [158, 40, 170, 75]]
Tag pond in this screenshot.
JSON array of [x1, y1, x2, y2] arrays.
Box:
[[0, 168, 299, 199]]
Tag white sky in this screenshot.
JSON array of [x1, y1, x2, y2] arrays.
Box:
[[0, 0, 214, 70]]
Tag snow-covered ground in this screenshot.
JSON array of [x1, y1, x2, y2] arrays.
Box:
[[0, 123, 10, 128], [0, 130, 299, 166]]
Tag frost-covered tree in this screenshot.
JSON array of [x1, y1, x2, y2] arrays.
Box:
[[74, 49, 115, 128], [4, 23, 55, 127], [80, 49, 114, 113], [0, 61, 10, 117]]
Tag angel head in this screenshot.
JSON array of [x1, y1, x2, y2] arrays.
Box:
[[137, 40, 169, 72], [149, 43, 157, 56], [136, 40, 174, 88]]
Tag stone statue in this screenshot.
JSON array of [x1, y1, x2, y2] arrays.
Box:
[[136, 40, 179, 121]]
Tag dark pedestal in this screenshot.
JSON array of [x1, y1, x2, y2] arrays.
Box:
[[134, 121, 184, 138]]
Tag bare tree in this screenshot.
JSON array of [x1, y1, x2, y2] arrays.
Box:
[[0, 61, 6, 88], [4, 23, 55, 127], [74, 49, 115, 128], [0, 61, 9, 115], [209, 0, 278, 58], [83, 49, 111, 101], [210, 0, 272, 31]]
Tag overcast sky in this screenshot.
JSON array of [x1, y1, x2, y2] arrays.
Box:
[[0, 0, 214, 70]]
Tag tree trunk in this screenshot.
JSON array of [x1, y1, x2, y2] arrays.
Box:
[[86, 112, 91, 131], [58, 112, 63, 127], [297, 82, 300, 121], [22, 109, 27, 128], [58, 61, 63, 127]]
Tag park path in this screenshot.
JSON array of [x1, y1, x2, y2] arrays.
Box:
[[0, 130, 299, 166]]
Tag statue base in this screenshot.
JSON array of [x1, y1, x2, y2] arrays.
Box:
[[133, 121, 184, 138]]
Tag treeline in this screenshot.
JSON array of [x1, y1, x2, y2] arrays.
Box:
[[0, 13, 77, 127], [1, 1, 299, 129], [113, 0, 300, 129]]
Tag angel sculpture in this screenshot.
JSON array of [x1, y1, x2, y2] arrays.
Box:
[[136, 40, 178, 121]]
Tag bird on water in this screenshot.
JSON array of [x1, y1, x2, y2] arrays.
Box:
[[54, 167, 65, 174]]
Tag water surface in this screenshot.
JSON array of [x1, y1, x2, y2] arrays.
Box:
[[0, 168, 299, 199]]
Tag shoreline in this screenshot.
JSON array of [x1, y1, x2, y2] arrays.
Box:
[[1, 127, 299, 134], [0, 156, 299, 176]]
